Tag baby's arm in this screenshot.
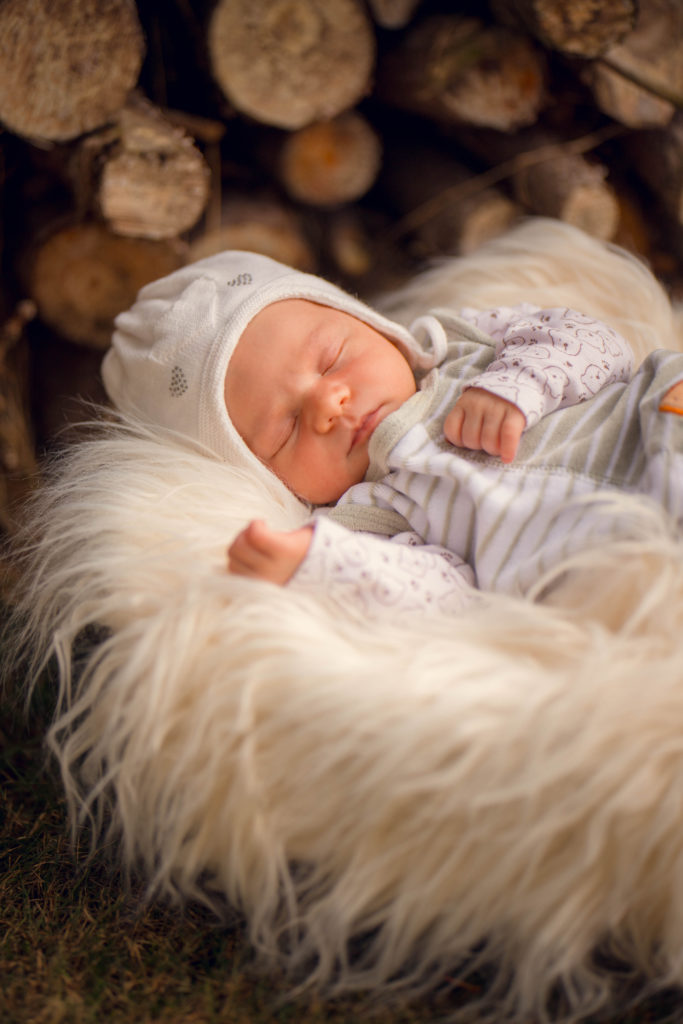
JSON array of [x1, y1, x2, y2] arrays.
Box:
[[228, 519, 313, 584], [228, 517, 479, 619], [446, 305, 635, 459]]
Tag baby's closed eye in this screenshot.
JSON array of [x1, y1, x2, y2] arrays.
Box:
[[321, 341, 344, 374]]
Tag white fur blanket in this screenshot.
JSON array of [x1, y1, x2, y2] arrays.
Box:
[[8, 220, 683, 1022]]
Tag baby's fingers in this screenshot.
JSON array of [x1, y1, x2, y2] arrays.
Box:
[[228, 521, 268, 576], [227, 520, 280, 575], [496, 408, 525, 463], [444, 403, 466, 447], [445, 391, 489, 450], [479, 403, 524, 462], [238, 519, 274, 555], [445, 389, 525, 462], [227, 520, 313, 584]]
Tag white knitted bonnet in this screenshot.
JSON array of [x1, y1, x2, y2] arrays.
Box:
[[102, 250, 433, 485]]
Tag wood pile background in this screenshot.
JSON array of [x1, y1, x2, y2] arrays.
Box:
[[0, 0, 682, 561]]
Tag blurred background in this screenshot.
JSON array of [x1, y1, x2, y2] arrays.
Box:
[[0, 0, 681, 558]]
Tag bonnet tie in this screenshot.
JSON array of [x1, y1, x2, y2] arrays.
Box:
[[408, 314, 448, 369]]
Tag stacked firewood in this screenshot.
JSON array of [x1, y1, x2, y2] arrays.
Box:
[[0, 0, 681, 544]]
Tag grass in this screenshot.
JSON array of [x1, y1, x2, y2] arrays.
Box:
[[3, 663, 683, 1024], [1, 671, 435, 1024]]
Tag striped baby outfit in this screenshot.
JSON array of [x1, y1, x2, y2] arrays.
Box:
[[290, 306, 683, 618]]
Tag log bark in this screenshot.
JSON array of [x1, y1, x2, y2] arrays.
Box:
[[0, 0, 144, 142], [625, 114, 683, 225], [367, 0, 423, 30], [583, 0, 682, 126], [29, 223, 184, 349], [382, 144, 520, 257], [584, 63, 675, 128], [277, 113, 382, 207], [456, 129, 620, 240], [208, 0, 375, 130], [378, 16, 546, 132], [97, 98, 211, 240], [189, 196, 316, 271], [490, 0, 636, 58], [513, 149, 619, 239]]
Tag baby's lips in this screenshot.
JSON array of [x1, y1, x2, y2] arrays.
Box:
[[350, 406, 383, 451]]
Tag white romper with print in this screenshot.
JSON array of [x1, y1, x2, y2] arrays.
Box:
[[289, 305, 683, 618]]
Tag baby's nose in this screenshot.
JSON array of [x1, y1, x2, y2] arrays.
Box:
[[310, 377, 349, 431]]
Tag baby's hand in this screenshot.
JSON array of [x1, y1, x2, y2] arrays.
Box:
[[444, 387, 525, 463], [227, 519, 314, 585]]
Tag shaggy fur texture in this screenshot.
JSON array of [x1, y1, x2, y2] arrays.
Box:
[[6, 219, 683, 1022]]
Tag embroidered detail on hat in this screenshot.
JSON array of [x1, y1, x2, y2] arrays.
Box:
[[227, 273, 252, 287], [170, 365, 189, 396]]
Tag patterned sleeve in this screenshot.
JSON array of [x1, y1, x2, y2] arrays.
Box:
[[458, 305, 635, 427], [287, 516, 480, 621]]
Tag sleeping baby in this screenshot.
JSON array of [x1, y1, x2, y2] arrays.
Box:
[[102, 246, 683, 620]]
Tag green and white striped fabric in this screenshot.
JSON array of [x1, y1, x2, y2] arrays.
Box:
[[327, 313, 683, 596]]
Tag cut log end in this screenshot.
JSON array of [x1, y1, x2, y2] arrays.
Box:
[[30, 224, 184, 349], [583, 0, 683, 128], [560, 183, 621, 240], [445, 36, 546, 132], [454, 193, 521, 254], [536, 0, 636, 56], [208, 0, 375, 129], [367, 0, 422, 30], [98, 101, 211, 240], [379, 17, 546, 133], [514, 154, 620, 240], [100, 151, 210, 239], [279, 113, 382, 206], [492, 0, 637, 58], [0, 0, 145, 142], [326, 210, 375, 277], [189, 197, 316, 272]]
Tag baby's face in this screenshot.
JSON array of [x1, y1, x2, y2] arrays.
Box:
[[225, 298, 416, 504]]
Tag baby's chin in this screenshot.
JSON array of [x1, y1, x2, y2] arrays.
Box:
[[308, 480, 363, 507], [300, 465, 368, 507]]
